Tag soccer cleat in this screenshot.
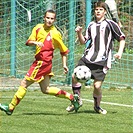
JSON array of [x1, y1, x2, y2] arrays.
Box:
[[0, 103, 13, 115], [67, 95, 82, 112], [71, 94, 80, 112], [66, 104, 75, 112], [94, 106, 107, 114]]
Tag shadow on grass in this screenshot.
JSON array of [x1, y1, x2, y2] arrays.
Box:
[[22, 112, 65, 116], [66, 110, 96, 115], [80, 110, 96, 114], [22, 110, 96, 116], [82, 110, 118, 114], [21, 109, 118, 116], [69, 110, 118, 114]]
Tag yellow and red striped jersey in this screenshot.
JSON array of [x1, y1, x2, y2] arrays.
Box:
[[26, 24, 69, 60]]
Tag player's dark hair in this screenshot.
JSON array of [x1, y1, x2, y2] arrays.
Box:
[[94, 1, 107, 11], [44, 9, 56, 18]]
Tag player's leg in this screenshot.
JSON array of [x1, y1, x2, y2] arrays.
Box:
[[72, 75, 82, 96], [93, 80, 107, 114], [66, 58, 86, 112], [39, 75, 80, 112], [66, 74, 82, 112], [90, 64, 108, 114], [0, 78, 34, 115]]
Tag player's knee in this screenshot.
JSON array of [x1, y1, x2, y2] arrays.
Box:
[[20, 78, 27, 88], [94, 83, 101, 90], [41, 86, 48, 94], [72, 73, 78, 83]]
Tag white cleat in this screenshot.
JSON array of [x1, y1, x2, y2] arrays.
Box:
[[94, 106, 107, 114]]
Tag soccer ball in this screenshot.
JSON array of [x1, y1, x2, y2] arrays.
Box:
[[73, 65, 91, 83]]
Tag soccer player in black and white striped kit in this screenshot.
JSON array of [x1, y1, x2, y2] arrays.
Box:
[[66, 1, 125, 114]]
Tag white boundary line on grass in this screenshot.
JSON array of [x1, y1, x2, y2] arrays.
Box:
[[82, 98, 133, 108]]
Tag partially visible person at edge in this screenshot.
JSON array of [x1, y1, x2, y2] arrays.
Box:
[[100, 0, 123, 28], [0, 9, 79, 115], [66, 1, 125, 114]]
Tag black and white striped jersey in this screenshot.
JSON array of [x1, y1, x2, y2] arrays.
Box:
[[84, 19, 125, 68]]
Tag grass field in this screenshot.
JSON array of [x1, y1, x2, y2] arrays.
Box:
[[0, 87, 132, 133]]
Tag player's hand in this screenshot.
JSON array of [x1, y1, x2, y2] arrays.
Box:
[[114, 53, 122, 59], [75, 26, 82, 33], [118, 21, 123, 28], [63, 66, 69, 74], [34, 42, 44, 47]]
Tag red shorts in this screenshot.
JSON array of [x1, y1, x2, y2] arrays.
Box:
[[25, 60, 54, 82]]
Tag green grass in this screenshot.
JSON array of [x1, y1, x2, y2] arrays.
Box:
[[0, 88, 132, 133]]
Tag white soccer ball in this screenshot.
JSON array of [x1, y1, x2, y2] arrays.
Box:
[[74, 65, 91, 83]]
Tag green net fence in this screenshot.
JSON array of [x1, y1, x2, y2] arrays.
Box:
[[0, 0, 133, 89]]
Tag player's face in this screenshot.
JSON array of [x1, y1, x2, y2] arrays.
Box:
[[44, 12, 56, 27], [95, 7, 106, 21]]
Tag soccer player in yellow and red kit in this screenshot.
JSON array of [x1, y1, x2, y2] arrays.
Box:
[[0, 10, 79, 115]]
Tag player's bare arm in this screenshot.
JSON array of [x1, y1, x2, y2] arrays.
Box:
[[62, 55, 69, 74], [114, 39, 125, 59], [26, 40, 44, 47], [75, 26, 85, 44]]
